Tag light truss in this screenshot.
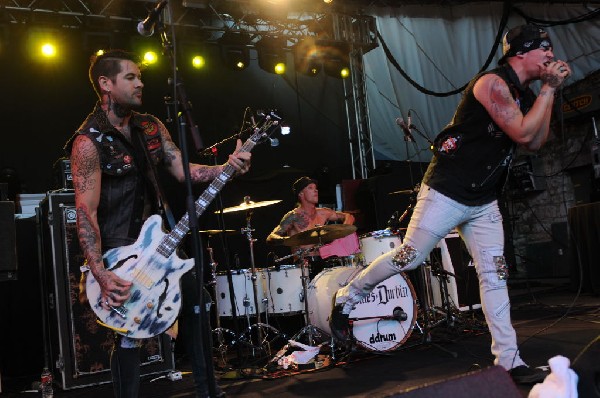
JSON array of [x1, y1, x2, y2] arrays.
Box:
[[2, 0, 377, 50]]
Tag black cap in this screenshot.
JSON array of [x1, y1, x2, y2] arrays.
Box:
[[498, 25, 552, 65], [292, 176, 317, 196]]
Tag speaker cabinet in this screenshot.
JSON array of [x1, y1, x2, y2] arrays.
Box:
[[0, 201, 17, 281], [39, 191, 174, 390], [383, 365, 521, 397], [429, 232, 481, 312]]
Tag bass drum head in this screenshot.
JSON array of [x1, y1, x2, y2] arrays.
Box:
[[307, 266, 417, 352]]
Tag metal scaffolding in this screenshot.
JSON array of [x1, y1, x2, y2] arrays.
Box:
[[2, 0, 378, 179]]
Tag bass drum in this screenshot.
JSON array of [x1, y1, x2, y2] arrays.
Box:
[[307, 266, 417, 352]]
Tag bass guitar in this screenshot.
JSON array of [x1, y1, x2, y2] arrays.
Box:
[[85, 110, 281, 338]]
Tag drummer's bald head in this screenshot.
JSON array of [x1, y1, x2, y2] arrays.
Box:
[[293, 176, 317, 198]]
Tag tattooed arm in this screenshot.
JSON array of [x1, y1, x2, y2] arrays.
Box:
[[266, 211, 301, 244], [320, 207, 355, 225], [158, 120, 251, 183], [473, 61, 570, 151], [70, 135, 132, 309]]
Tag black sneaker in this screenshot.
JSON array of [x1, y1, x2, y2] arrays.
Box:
[[329, 292, 350, 342], [509, 365, 549, 385]]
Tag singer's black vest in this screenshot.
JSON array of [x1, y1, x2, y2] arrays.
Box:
[[64, 104, 164, 249], [422, 64, 536, 205]]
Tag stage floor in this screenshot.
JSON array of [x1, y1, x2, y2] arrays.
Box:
[[3, 278, 599, 397]]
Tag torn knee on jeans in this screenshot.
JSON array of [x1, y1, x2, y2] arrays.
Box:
[[392, 245, 419, 270]]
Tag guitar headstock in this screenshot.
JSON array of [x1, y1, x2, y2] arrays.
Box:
[[247, 109, 283, 145]]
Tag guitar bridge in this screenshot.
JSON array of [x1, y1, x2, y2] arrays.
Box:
[[109, 304, 128, 319]]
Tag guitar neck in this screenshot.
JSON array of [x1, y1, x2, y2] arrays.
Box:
[[157, 139, 257, 257]]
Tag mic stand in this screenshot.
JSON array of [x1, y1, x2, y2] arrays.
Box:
[[208, 151, 245, 372], [155, 14, 216, 397], [199, 132, 248, 158], [410, 125, 436, 155]]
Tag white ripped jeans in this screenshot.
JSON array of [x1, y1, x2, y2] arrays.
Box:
[[336, 184, 526, 370]]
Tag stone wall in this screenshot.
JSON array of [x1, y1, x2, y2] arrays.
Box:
[[505, 114, 598, 278]]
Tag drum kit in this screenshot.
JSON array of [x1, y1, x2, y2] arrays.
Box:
[[205, 195, 464, 370]]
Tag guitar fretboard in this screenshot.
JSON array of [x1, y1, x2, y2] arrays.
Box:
[[156, 138, 257, 257]]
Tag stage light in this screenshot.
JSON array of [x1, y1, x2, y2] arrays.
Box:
[[40, 43, 57, 58], [219, 32, 251, 71], [26, 28, 62, 62], [192, 55, 206, 69], [256, 37, 287, 74], [274, 62, 286, 75], [142, 51, 158, 65], [323, 51, 350, 79], [293, 40, 323, 77]]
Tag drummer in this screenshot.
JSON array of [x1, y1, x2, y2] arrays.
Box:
[[266, 176, 356, 278]]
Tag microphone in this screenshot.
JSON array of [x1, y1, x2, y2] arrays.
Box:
[[137, 0, 168, 37], [392, 307, 408, 322], [395, 117, 415, 142]]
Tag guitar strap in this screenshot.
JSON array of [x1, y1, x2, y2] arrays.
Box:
[[135, 130, 177, 230]]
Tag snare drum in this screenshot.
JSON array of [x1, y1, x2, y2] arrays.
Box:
[[359, 229, 402, 265], [307, 266, 416, 352], [264, 265, 304, 315], [215, 269, 266, 317]]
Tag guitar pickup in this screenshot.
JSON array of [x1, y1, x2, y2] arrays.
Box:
[[132, 268, 154, 289]]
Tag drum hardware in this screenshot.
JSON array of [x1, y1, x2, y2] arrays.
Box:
[[287, 228, 357, 347], [412, 259, 459, 358], [224, 196, 281, 355], [203, 233, 238, 368]]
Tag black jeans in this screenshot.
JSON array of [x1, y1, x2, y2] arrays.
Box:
[[109, 269, 218, 398]]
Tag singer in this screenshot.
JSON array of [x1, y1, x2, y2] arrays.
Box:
[[330, 25, 571, 385], [65, 50, 251, 398]]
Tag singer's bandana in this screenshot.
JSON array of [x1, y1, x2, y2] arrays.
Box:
[[499, 25, 552, 64]]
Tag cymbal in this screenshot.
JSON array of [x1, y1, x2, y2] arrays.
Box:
[[198, 229, 237, 236], [283, 224, 357, 247], [217, 199, 282, 214], [388, 189, 416, 195]]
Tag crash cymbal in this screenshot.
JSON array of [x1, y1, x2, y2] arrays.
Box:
[[198, 229, 238, 236], [388, 189, 416, 195], [283, 224, 357, 247], [217, 199, 282, 214]]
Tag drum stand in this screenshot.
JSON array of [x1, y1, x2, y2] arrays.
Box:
[[206, 240, 237, 368], [238, 209, 280, 357], [289, 254, 329, 347], [413, 259, 458, 358]]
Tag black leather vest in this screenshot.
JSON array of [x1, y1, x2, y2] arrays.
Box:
[[65, 104, 164, 249], [423, 64, 536, 205]]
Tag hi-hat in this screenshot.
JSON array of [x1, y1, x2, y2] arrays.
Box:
[[217, 199, 282, 214], [283, 224, 357, 247]]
